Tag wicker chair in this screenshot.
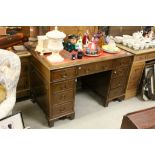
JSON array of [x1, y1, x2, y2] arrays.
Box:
[[0, 49, 21, 119]]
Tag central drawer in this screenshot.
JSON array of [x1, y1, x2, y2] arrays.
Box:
[[53, 90, 74, 104], [77, 61, 112, 77]]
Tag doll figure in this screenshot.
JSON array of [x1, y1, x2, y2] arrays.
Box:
[[63, 34, 78, 52], [82, 30, 90, 47], [75, 36, 83, 51]]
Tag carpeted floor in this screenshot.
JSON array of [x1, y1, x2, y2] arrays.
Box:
[[13, 89, 155, 129]]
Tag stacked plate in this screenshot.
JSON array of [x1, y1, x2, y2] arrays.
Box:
[[102, 45, 119, 53]]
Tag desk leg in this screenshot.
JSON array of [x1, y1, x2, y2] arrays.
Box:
[[103, 101, 109, 107], [68, 113, 75, 120], [48, 120, 54, 127]]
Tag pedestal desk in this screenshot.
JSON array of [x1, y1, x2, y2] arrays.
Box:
[[30, 50, 133, 127]]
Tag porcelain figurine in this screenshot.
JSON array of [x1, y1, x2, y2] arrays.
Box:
[[63, 34, 78, 52], [82, 30, 90, 47], [93, 31, 105, 48], [75, 36, 83, 51]]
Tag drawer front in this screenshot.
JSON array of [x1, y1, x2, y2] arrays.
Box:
[[134, 55, 147, 62], [112, 66, 129, 78], [52, 102, 74, 118], [77, 61, 112, 77], [95, 61, 113, 72], [52, 79, 75, 93], [53, 90, 74, 104], [147, 52, 155, 60], [114, 57, 132, 67], [51, 67, 76, 82], [77, 63, 95, 77], [110, 76, 126, 89], [109, 87, 125, 99]]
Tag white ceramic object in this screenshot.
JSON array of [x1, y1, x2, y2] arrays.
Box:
[[150, 42, 155, 48], [133, 43, 140, 50], [145, 43, 150, 49], [123, 35, 133, 40], [46, 27, 66, 63], [35, 35, 48, 55], [114, 36, 123, 43]]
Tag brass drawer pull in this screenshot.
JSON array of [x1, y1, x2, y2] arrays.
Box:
[[62, 73, 67, 78], [78, 66, 81, 70]]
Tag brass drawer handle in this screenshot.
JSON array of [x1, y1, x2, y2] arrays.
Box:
[[78, 67, 81, 70], [61, 94, 65, 100], [62, 73, 67, 78], [64, 84, 67, 89], [114, 71, 117, 74]]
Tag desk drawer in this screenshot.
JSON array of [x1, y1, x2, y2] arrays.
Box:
[[53, 90, 74, 104], [110, 76, 126, 89], [95, 61, 113, 72], [109, 86, 125, 99], [134, 55, 147, 62], [112, 66, 129, 78], [77, 63, 95, 76], [147, 52, 155, 60], [52, 102, 74, 118], [51, 67, 76, 82], [114, 57, 132, 67], [52, 80, 75, 93]]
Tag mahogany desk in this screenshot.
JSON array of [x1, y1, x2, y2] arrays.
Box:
[[30, 50, 133, 127]]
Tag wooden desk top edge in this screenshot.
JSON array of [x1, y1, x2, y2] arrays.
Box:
[[31, 50, 133, 71]]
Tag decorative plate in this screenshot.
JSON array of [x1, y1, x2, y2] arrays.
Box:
[[84, 52, 102, 57], [102, 45, 119, 53]]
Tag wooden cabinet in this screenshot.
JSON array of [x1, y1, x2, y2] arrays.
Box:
[[17, 55, 31, 99], [116, 44, 155, 99]]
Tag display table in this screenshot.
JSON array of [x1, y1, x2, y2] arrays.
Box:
[[117, 44, 155, 99], [121, 107, 155, 129]]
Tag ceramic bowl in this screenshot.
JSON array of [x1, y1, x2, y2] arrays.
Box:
[[123, 35, 132, 39], [114, 36, 123, 43], [144, 43, 149, 49], [123, 39, 128, 46], [133, 43, 140, 50]]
